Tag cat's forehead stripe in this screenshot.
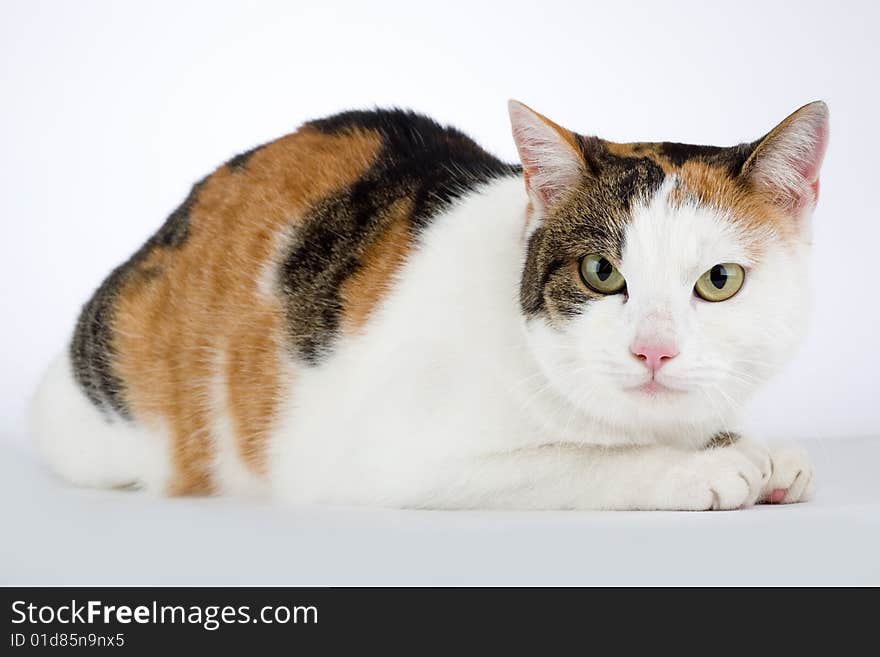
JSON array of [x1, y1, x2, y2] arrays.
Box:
[[601, 138, 788, 238], [602, 139, 759, 176]]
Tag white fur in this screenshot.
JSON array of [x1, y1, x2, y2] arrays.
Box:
[[31, 354, 170, 492], [32, 173, 816, 509]]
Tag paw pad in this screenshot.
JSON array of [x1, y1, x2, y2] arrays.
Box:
[[765, 488, 786, 504]]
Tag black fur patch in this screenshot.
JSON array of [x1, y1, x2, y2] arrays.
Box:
[[659, 140, 759, 177], [70, 179, 206, 417], [307, 109, 521, 229], [227, 144, 264, 171], [154, 178, 204, 247], [279, 109, 520, 363]]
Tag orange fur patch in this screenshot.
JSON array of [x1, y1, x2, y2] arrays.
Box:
[[112, 126, 383, 495], [672, 160, 792, 242], [225, 305, 283, 476]]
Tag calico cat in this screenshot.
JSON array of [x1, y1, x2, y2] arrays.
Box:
[[30, 100, 827, 510]]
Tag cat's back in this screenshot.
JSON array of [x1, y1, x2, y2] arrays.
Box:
[[32, 109, 520, 495]]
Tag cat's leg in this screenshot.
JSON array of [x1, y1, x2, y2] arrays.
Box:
[[418, 441, 773, 511], [29, 354, 169, 491]]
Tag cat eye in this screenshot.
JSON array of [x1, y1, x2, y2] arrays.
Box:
[[694, 263, 745, 302], [579, 254, 626, 295]]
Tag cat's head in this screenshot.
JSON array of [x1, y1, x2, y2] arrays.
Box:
[[509, 100, 828, 441]]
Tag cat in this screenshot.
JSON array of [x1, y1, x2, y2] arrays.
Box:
[[30, 99, 827, 510]]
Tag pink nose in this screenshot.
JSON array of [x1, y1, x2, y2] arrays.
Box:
[[631, 342, 679, 373]]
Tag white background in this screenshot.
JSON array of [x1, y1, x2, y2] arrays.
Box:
[[2, 0, 878, 446]]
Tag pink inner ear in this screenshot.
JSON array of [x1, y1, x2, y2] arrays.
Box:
[[784, 119, 827, 213], [791, 110, 829, 211], [511, 126, 550, 205], [749, 102, 829, 214], [799, 120, 829, 185], [508, 101, 584, 210], [805, 122, 827, 207]]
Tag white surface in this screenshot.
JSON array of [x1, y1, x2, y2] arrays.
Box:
[[3, 436, 878, 586], [1, 0, 879, 447]]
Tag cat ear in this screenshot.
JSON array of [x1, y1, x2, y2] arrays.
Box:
[[508, 100, 585, 211], [740, 101, 829, 216]]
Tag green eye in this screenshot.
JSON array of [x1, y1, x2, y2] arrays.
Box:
[[694, 263, 745, 302], [579, 254, 626, 295]]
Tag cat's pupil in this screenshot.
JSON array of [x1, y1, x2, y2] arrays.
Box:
[[596, 258, 612, 282], [710, 264, 728, 289]]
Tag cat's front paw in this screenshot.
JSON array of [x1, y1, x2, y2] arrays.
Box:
[[761, 443, 815, 505], [660, 442, 771, 511]]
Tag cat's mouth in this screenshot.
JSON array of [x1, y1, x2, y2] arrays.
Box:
[[627, 381, 684, 396]]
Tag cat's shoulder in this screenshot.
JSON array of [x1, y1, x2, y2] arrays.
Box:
[[305, 107, 520, 180]]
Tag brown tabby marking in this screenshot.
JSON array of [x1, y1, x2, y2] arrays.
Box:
[[338, 196, 415, 335], [113, 127, 383, 494], [706, 431, 741, 449]]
